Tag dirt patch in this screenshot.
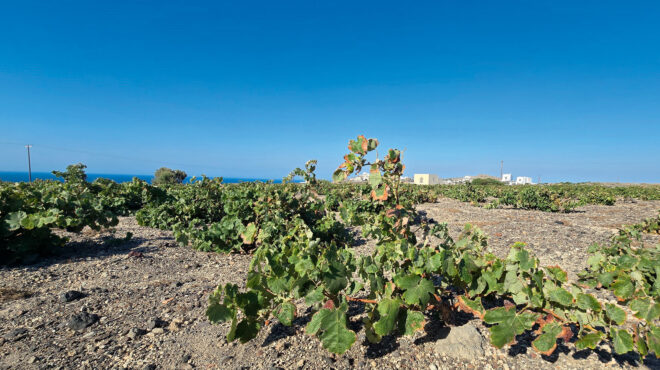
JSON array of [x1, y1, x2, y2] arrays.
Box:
[[0, 288, 32, 303]]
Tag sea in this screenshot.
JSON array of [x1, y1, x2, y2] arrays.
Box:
[[0, 171, 286, 184]]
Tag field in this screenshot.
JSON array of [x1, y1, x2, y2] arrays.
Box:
[[2, 137, 660, 369]]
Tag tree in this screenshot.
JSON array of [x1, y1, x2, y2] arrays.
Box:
[[153, 167, 187, 185]]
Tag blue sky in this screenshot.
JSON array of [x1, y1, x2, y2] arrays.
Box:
[[1, 1, 659, 182]]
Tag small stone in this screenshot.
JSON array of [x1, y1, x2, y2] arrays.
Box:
[[430, 365, 438, 370], [152, 328, 164, 334], [168, 318, 183, 332], [3, 327, 28, 341], [296, 359, 305, 368], [28, 356, 37, 364], [142, 364, 156, 370], [434, 324, 486, 361], [127, 328, 146, 340], [67, 312, 99, 331], [147, 318, 166, 330], [59, 290, 86, 303]]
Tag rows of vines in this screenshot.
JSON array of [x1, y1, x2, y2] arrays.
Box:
[[1, 137, 659, 360]]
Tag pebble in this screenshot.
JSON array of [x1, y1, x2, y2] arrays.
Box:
[[67, 312, 99, 331], [59, 290, 86, 303]]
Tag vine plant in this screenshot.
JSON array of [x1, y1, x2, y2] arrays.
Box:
[[206, 135, 660, 359]]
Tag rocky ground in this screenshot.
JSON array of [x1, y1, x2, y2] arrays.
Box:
[[1, 198, 659, 370]]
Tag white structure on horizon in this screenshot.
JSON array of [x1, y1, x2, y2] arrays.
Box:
[[501, 173, 512, 182], [515, 176, 533, 185], [414, 174, 440, 185]]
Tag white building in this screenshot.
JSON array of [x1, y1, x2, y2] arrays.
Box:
[[501, 173, 512, 182], [414, 174, 440, 185], [515, 176, 533, 185], [348, 172, 370, 183]]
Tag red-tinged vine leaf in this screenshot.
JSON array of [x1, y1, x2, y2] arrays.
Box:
[[456, 296, 485, 319], [371, 185, 389, 201], [387, 149, 400, 163], [323, 300, 336, 309], [403, 310, 426, 336], [241, 223, 257, 245], [358, 135, 369, 153], [558, 325, 573, 342], [532, 322, 563, 355], [534, 314, 556, 334], [503, 300, 515, 309]]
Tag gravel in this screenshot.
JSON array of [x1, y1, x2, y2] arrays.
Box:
[[0, 199, 659, 369]]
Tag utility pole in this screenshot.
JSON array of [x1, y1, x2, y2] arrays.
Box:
[[25, 145, 32, 182], [500, 160, 503, 180]]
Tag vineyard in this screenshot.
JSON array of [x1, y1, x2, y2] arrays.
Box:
[[1, 137, 660, 369]]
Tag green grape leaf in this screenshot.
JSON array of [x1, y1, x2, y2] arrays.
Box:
[[611, 276, 634, 301], [647, 327, 660, 357], [234, 319, 261, 343], [575, 331, 603, 350], [611, 328, 633, 354], [604, 303, 626, 325], [545, 266, 568, 283], [629, 298, 660, 323], [394, 274, 434, 307], [576, 293, 601, 312], [373, 298, 401, 336], [306, 306, 357, 354], [206, 303, 234, 323], [484, 307, 537, 348], [274, 301, 296, 326], [548, 287, 574, 307]]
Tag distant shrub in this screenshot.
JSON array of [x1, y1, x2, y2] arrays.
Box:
[[471, 178, 504, 186], [153, 167, 187, 185], [52, 163, 88, 183]]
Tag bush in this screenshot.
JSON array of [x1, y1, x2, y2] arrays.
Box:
[[153, 167, 187, 185], [471, 178, 504, 186]]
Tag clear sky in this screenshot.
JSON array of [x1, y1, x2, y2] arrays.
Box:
[[1, 1, 659, 182]]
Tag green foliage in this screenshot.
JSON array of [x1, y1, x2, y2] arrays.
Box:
[[153, 167, 187, 186], [471, 178, 505, 186], [201, 136, 660, 359], [1, 164, 126, 264]]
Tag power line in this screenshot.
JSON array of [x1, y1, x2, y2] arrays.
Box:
[[2, 141, 229, 172]]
